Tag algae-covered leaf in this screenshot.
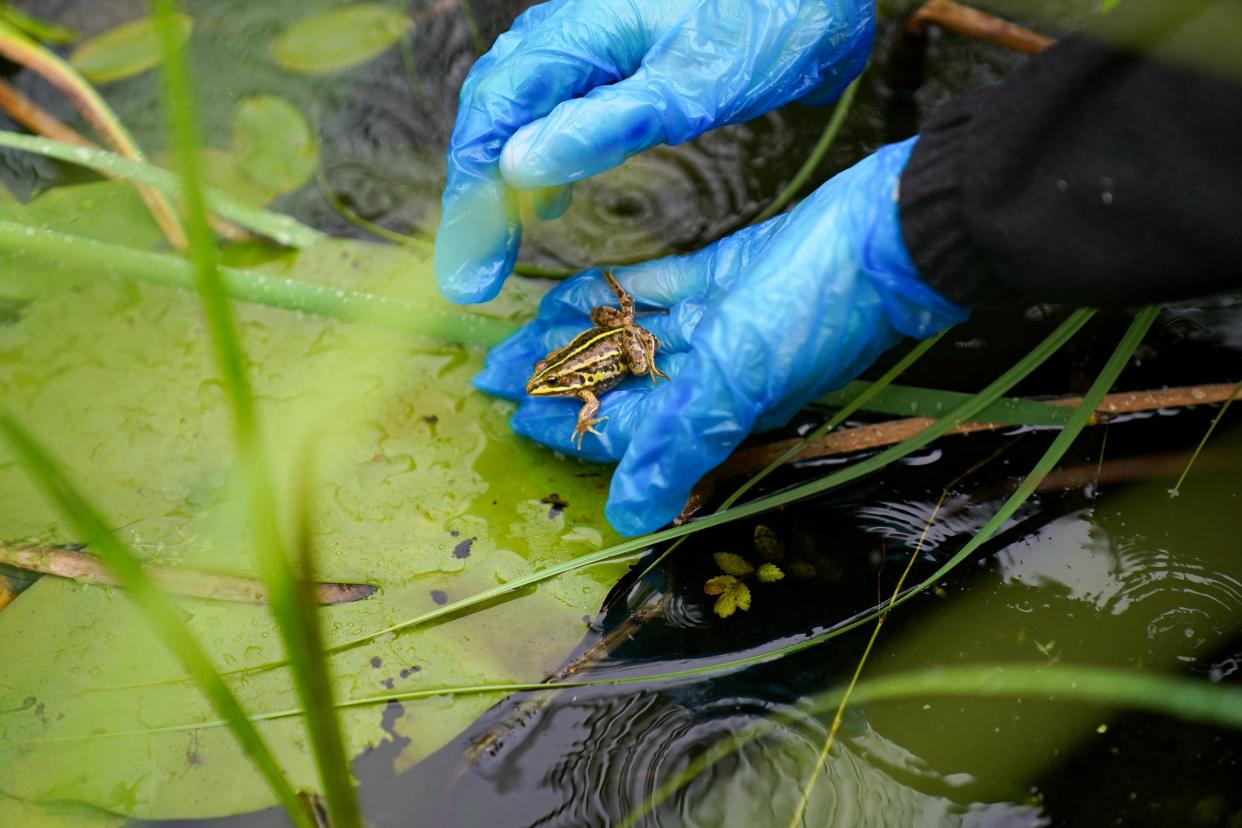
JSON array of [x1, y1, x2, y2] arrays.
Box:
[[0, 230, 625, 819], [231, 95, 318, 194], [69, 14, 192, 83], [21, 180, 164, 248], [271, 4, 410, 75]]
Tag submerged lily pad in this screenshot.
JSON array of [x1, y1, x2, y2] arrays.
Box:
[[69, 14, 193, 84], [0, 189, 623, 818], [270, 4, 411, 75], [231, 95, 318, 194]]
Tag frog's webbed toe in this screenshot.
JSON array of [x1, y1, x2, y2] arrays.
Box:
[[571, 390, 608, 449]]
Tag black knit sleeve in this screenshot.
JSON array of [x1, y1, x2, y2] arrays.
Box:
[[898, 0, 1242, 308]]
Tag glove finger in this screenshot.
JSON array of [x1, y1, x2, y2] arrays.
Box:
[[510, 352, 691, 462], [438, 15, 643, 302], [499, 66, 675, 190], [435, 175, 518, 304], [498, 0, 871, 191], [533, 185, 573, 220]]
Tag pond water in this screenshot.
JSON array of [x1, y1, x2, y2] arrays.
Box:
[[1, 1, 1240, 826]]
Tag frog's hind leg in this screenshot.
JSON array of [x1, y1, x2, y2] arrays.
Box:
[[590, 305, 627, 328], [571, 389, 608, 450], [602, 268, 634, 320]]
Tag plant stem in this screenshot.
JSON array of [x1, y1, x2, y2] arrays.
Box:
[[154, 3, 361, 823], [0, 77, 92, 146], [0, 130, 323, 247], [1169, 378, 1242, 496], [0, 539, 374, 604], [720, 380, 1242, 479], [752, 75, 861, 225], [0, 20, 186, 248], [0, 219, 517, 346]]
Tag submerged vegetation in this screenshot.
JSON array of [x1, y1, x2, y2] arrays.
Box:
[[0, 1, 1238, 826]]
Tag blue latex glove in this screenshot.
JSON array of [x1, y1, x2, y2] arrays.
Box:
[[435, 0, 875, 304], [475, 139, 970, 536]]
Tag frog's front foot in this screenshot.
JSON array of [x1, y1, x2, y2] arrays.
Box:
[[572, 389, 607, 449], [571, 414, 609, 450]]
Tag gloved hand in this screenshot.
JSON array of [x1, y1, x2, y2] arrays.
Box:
[[474, 139, 970, 536], [436, 0, 875, 304]]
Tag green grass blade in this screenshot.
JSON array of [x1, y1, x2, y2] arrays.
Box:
[[316, 168, 432, 248], [1169, 377, 1241, 496], [815, 380, 1073, 426], [68, 651, 1242, 746], [154, 2, 361, 822], [0, 219, 516, 346], [0, 412, 313, 828], [751, 75, 860, 225], [290, 460, 362, 828], [0, 5, 78, 44], [0, 130, 322, 247]]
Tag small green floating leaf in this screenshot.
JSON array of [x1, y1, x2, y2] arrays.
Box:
[[231, 95, 318, 195], [705, 576, 751, 618], [703, 575, 738, 596], [756, 563, 784, 583], [271, 4, 411, 75], [713, 551, 753, 577], [69, 14, 192, 83], [731, 582, 752, 613]]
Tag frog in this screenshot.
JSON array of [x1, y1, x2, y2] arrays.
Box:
[[525, 269, 669, 448]]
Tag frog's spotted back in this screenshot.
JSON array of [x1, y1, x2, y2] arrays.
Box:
[[525, 270, 668, 447]]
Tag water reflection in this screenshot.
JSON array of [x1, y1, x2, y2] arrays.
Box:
[[385, 687, 1044, 828]]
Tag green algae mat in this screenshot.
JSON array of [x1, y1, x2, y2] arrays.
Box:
[[0, 184, 626, 821]]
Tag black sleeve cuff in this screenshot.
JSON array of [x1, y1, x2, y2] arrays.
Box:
[[897, 85, 1025, 308]]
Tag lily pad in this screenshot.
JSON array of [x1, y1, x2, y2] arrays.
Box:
[[270, 4, 411, 75], [231, 95, 318, 194], [0, 190, 623, 818], [69, 14, 193, 84]]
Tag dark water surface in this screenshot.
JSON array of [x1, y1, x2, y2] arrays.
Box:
[[5, 1, 1241, 826]]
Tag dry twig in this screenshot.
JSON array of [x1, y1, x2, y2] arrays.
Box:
[[718, 383, 1242, 480], [907, 0, 1053, 54], [0, 540, 375, 605]]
